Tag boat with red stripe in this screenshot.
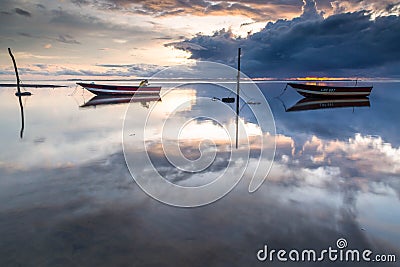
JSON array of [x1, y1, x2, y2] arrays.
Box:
[[287, 83, 372, 98], [77, 82, 161, 95]]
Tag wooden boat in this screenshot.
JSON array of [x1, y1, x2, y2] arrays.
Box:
[[287, 83, 372, 98], [80, 95, 161, 108], [77, 82, 161, 95], [286, 97, 370, 112]]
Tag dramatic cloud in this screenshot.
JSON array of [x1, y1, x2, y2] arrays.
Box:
[[69, 0, 400, 22], [329, 0, 400, 17], [69, 0, 303, 21], [1, 0, 399, 79], [169, 1, 400, 78]]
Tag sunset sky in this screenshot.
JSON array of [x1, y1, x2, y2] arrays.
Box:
[[1, 0, 399, 80]]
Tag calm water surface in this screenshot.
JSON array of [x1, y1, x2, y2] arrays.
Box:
[[0, 81, 399, 266]]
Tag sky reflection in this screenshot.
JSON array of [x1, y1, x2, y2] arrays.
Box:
[[0, 82, 399, 266]]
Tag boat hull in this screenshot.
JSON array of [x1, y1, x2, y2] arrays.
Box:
[[77, 82, 161, 95], [287, 83, 372, 98]]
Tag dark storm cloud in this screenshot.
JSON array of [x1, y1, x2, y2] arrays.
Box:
[[168, 1, 400, 78], [301, 0, 324, 19], [14, 7, 31, 17]]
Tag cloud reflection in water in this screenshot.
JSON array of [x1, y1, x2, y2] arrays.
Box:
[[0, 83, 399, 266]]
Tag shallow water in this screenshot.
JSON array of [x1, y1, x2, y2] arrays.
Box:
[[0, 81, 399, 266]]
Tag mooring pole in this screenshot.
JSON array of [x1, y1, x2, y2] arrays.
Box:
[[8, 48, 22, 95], [235, 47, 241, 149], [8, 48, 26, 138]]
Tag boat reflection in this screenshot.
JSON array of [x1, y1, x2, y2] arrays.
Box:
[[286, 97, 370, 112], [80, 94, 161, 109]]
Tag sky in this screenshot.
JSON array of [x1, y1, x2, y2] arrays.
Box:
[[0, 0, 399, 80]]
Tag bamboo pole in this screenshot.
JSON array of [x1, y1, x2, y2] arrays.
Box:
[[8, 48, 22, 95], [235, 47, 241, 149], [8, 48, 26, 138]]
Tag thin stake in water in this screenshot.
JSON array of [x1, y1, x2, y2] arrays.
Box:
[[236, 47, 241, 149]]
